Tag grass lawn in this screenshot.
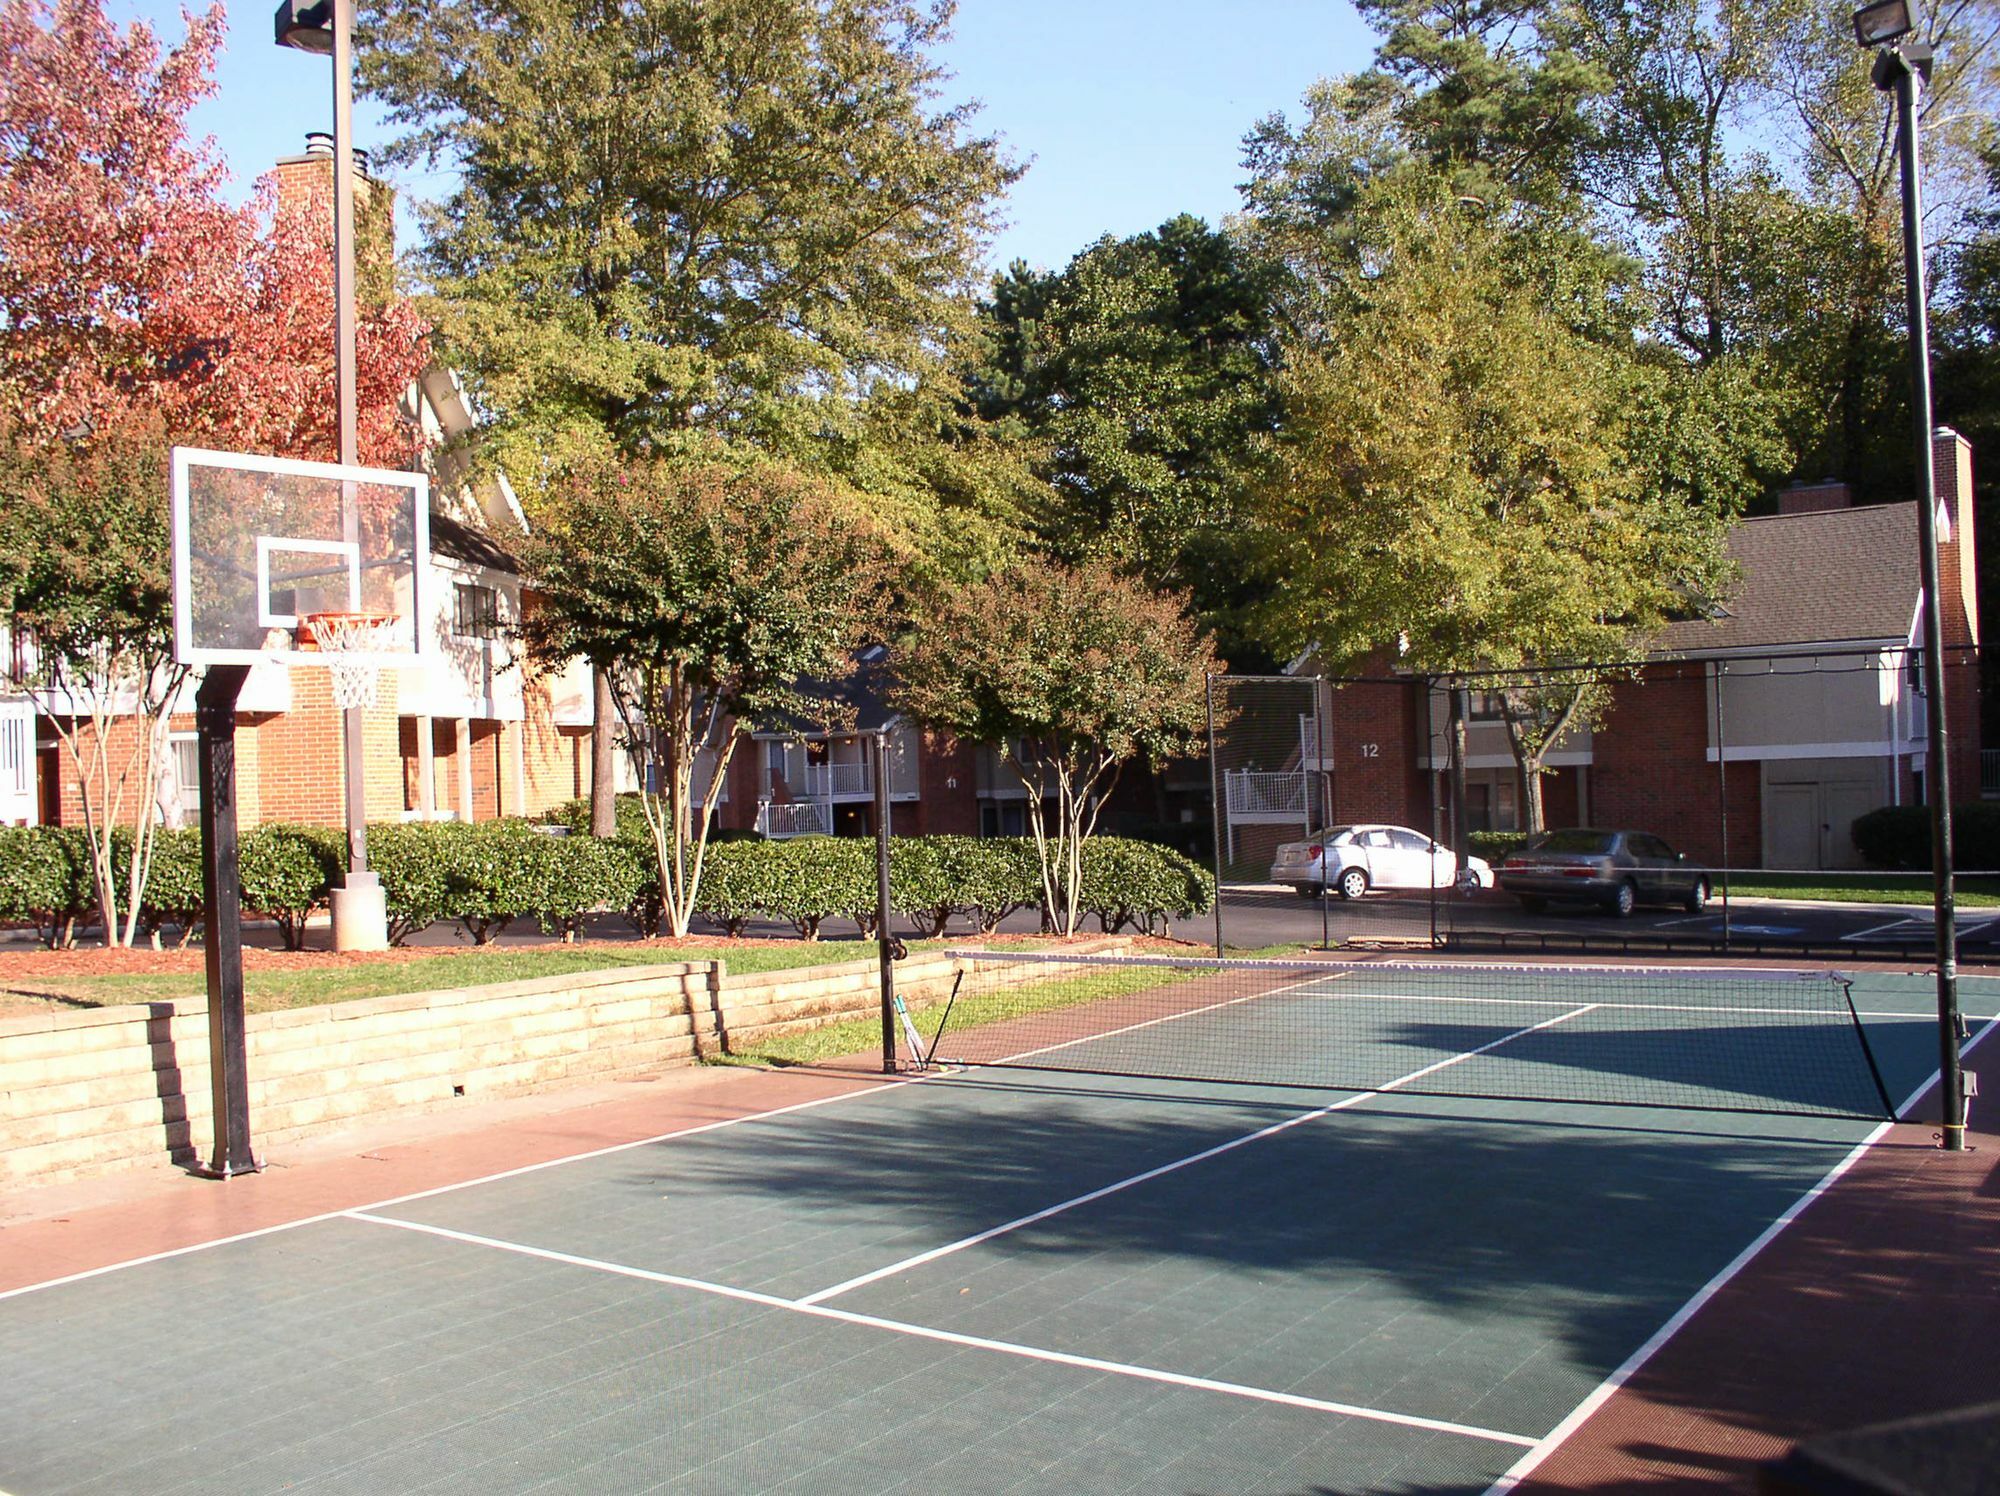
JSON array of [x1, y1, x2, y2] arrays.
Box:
[[0, 941, 881, 1015], [715, 944, 1311, 1069], [1725, 874, 2000, 908]]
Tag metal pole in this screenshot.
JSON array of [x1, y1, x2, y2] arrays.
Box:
[[873, 730, 896, 1073], [1714, 661, 1731, 948], [1421, 676, 1438, 947], [1886, 49, 1966, 1147], [195, 665, 259, 1177], [1316, 678, 1331, 952], [332, 0, 368, 878], [1206, 674, 1225, 958]]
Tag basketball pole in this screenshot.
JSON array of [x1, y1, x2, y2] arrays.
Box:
[[326, 0, 388, 951], [195, 665, 260, 1177]]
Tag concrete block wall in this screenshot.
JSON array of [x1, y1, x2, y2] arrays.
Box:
[[1, 941, 1131, 1190], [0, 960, 719, 1188]]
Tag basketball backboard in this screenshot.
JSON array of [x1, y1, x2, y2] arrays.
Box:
[[170, 447, 430, 668]]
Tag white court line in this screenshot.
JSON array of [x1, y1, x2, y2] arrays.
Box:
[[955, 971, 1335, 1067], [799, 1004, 1601, 1306], [1482, 1013, 2000, 1494], [0, 1070, 923, 1304], [347, 1209, 1538, 1450]]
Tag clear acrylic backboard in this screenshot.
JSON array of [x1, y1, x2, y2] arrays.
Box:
[[170, 447, 430, 669]]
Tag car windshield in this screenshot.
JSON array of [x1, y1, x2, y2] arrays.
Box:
[[1531, 830, 1617, 854], [1321, 829, 1359, 846]]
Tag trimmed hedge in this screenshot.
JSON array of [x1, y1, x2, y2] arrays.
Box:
[[0, 824, 94, 947], [0, 821, 1214, 945], [1853, 803, 2000, 872]]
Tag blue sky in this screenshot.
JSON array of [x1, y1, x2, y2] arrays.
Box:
[[114, 0, 1376, 277]]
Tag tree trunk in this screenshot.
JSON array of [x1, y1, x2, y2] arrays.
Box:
[[590, 671, 616, 838]]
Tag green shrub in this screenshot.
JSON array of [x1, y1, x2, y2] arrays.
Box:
[[690, 840, 763, 936], [1953, 803, 2000, 872], [0, 825, 94, 947], [760, 836, 874, 940], [116, 826, 204, 944], [1856, 802, 2000, 873], [1851, 806, 1927, 868], [1075, 836, 1216, 936], [1467, 830, 1533, 864], [521, 826, 647, 940], [238, 823, 345, 950], [365, 822, 463, 945]]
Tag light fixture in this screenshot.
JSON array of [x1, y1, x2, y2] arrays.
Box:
[[273, 0, 333, 54], [1852, 0, 1921, 48]]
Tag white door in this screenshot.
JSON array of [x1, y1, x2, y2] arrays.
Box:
[[1766, 784, 1820, 870]]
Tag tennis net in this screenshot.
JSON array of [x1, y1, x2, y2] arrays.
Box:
[[927, 949, 1899, 1121]]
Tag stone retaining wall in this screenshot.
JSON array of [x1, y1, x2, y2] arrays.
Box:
[[0, 941, 1126, 1189]]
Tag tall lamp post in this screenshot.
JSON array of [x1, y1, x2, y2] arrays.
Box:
[[276, 0, 389, 952], [1854, 0, 1967, 1149]]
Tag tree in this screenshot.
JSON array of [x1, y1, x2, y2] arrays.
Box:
[[967, 216, 1283, 660], [361, 0, 1016, 827], [0, 410, 184, 947], [894, 559, 1217, 936], [360, 0, 1018, 468], [518, 456, 887, 936], [0, 0, 428, 944], [0, 0, 427, 457], [1247, 175, 1757, 829]]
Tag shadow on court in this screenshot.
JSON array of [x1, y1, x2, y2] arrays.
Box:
[[571, 1072, 1879, 1401]]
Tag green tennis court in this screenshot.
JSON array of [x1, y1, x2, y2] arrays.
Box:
[[1, 957, 1989, 1495]]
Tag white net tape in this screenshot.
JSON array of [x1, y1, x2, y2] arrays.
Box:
[[304, 613, 399, 710]]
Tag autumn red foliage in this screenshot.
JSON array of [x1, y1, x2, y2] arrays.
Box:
[[0, 0, 427, 461]]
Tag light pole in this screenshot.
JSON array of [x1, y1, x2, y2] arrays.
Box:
[[1854, 0, 1967, 1149], [276, 0, 388, 951]]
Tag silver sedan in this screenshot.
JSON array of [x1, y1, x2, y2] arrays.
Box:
[[1269, 824, 1494, 900]]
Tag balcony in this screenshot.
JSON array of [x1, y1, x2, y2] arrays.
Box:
[[757, 800, 832, 838], [803, 760, 872, 800], [1224, 769, 1311, 822]]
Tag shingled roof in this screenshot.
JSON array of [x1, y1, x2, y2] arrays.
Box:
[[1653, 502, 1919, 656]]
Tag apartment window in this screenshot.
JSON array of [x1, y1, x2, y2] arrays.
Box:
[[453, 582, 501, 639]]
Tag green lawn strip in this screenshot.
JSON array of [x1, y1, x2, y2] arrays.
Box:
[[1, 941, 877, 1014], [1724, 874, 2000, 908], [713, 944, 1313, 1069]]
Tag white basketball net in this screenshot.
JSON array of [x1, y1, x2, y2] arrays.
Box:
[[304, 612, 399, 710]]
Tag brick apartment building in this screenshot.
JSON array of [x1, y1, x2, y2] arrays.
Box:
[[1232, 428, 1985, 873]]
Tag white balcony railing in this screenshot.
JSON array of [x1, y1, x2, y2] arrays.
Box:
[[757, 800, 833, 838], [803, 760, 871, 800], [0, 702, 33, 826], [1224, 769, 1310, 818]]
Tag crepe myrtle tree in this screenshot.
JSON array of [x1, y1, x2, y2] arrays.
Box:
[[517, 455, 887, 936], [895, 559, 1218, 936]]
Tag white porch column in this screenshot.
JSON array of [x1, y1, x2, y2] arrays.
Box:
[[456, 718, 475, 822], [415, 715, 436, 821], [508, 719, 527, 816]]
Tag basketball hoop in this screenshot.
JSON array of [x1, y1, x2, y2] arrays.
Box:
[[301, 610, 400, 709]]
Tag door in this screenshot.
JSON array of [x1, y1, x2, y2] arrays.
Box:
[[1824, 783, 1877, 869], [1766, 784, 1819, 870]]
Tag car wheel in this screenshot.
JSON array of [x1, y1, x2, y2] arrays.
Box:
[[1337, 867, 1369, 901], [1518, 896, 1548, 915], [1684, 878, 1709, 914], [1294, 883, 1322, 901], [1606, 880, 1637, 919], [1457, 868, 1482, 896]]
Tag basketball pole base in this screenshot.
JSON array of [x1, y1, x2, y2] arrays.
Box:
[[331, 871, 389, 953]]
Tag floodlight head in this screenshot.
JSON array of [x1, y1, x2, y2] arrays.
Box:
[[273, 0, 334, 54], [1853, 0, 1921, 47]]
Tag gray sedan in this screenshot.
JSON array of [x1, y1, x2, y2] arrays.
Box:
[[1496, 829, 1710, 917]]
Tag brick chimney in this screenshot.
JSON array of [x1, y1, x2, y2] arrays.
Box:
[[1935, 425, 1978, 646], [269, 133, 395, 306], [1777, 480, 1853, 514]]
